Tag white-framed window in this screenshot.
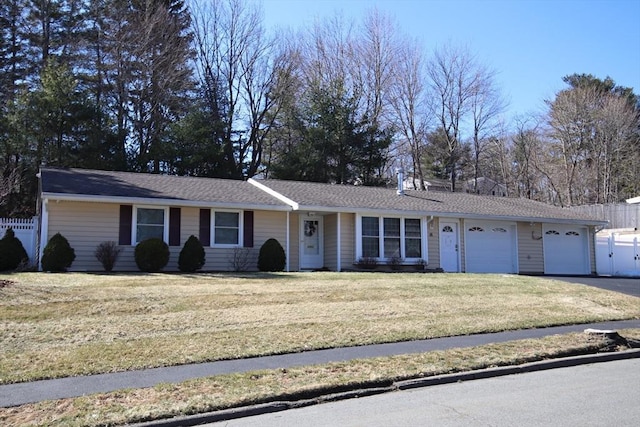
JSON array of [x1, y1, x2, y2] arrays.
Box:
[[357, 215, 425, 261], [384, 218, 401, 258], [133, 206, 168, 244], [404, 218, 422, 258], [212, 210, 242, 246], [361, 216, 380, 258]]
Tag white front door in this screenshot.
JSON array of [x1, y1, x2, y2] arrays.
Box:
[[300, 217, 323, 269], [439, 221, 459, 272]]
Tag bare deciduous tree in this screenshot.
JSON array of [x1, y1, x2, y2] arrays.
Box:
[[469, 65, 507, 191], [0, 166, 19, 209], [426, 43, 480, 191], [545, 81, 639, 206], [357, 8, 397, 125], [127, 0, 194, 172], [190, 0, 293, 178], [388, 38, 429, 189], [510, 117, 544, 199], [592, 94, 639, 203]]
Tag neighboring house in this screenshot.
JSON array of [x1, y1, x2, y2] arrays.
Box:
[[464, 177, 507, 197], [402, 176, 452, 192], [38, 167, 606, 275], [626, 196, 640, 204]]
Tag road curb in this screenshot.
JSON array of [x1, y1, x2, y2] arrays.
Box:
[[395, 348, 640, 390], [132, 349, 640, 427]]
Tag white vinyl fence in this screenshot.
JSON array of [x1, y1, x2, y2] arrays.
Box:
[[596, 229, 640, 277], [0, 217, 38, 262]]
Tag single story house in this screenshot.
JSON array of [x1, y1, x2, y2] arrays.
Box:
[[463, 177, 508, 197], [37, 167, 607, 274]]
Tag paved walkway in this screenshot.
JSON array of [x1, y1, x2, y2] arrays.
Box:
[[2, 319, 639, 408]]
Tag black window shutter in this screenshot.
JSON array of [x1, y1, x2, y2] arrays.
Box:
[[199, 209, 211, 246], [119, 205, 133, 245], [169, 207, 181, 246], [243, 211, 254, 248]]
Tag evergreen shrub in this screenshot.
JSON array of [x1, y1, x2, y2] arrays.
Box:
[[178, 235, 205, 272], [134, 238, 169, 273], [0, 228, 29, 271], [257, 238, 286, 272], [41, 233, 76, 272]]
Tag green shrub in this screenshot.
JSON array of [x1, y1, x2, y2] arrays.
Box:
[[178, 235, 205, 272], [0, 228, 29, 271], [41, 233, 76, 272], [94, 241, 122, 272], [257, 238, 286, 272], [134, 238, 169, 273]]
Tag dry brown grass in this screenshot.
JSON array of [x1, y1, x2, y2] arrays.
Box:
[[1, 329, 638, 427], [1, 272, 638, 385]]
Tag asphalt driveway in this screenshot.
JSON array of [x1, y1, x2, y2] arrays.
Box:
[[546, 276, 640, 297]]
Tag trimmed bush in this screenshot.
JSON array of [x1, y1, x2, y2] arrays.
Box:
[[257, 238, 286, 272], [0, 228, 29, 271], [178, 235, 205, 273], [134, 238, 169, 273], [41, 233, 76, 272], [94, 241, 122, 272]]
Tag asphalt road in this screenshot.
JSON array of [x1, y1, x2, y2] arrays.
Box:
[[208, 358, 640, 427]]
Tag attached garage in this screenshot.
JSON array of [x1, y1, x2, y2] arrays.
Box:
[[543, 224, 590, 274], [465, 220, 518, 273]]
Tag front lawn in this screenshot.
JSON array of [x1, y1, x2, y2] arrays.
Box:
[[1, 272, 638, 385]]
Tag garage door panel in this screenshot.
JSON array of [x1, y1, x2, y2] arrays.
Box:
[[543, 225, 589, 274], [466, 222, 517, 273]]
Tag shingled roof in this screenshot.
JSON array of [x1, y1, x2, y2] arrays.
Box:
[[40, 168, 289, 209], [39, 168, 606, 224], [251, 179, 606, 225]]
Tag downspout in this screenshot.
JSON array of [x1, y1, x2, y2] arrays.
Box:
[[39, 198, 49, 271], [337, 212, 341, 272], [286, 211, 290, 272]]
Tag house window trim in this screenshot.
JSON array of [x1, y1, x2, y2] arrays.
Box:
[[210, 209, 244, 248], [356, 214, 427, 262], [132, 205, 169, 245]]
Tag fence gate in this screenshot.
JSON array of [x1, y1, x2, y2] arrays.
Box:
[[0, 217, 38, 262], [596, 229, 640, 277]]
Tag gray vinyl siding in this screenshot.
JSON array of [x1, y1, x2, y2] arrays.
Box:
[[45, 201, 288, 272], [289, 214, 299, 271], [517, 222, 544, 274], [46, 200, 123, 271], [428, 217, 440, 270], [324, 214, 337, 271], [205, 210, 287, 272], [340, 213, 355, 270]]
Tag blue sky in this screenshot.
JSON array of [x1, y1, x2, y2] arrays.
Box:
[[259, 0, 640, 122]]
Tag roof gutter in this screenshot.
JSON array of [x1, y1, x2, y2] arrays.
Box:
[[289, 204, 608, 226], [40, 192, 293, 212]]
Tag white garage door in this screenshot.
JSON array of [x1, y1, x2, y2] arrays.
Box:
[[465, 221, 517, 273], [543, 225, 590, 275]]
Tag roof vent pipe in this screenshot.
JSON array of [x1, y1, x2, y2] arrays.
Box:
[[396, 167, 405, 196]]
